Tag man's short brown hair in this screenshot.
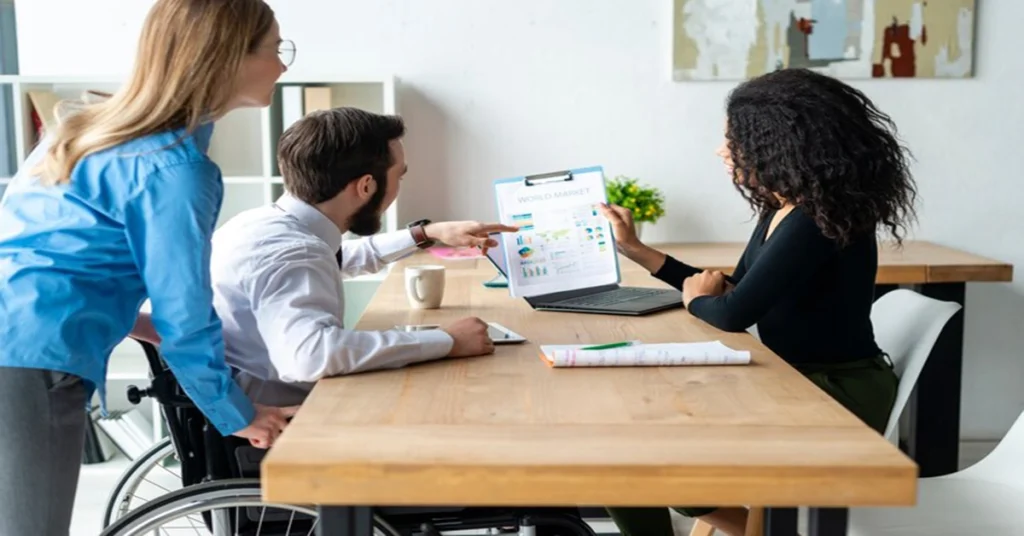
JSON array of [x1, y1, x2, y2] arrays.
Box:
[[277, 107, 406, 204]]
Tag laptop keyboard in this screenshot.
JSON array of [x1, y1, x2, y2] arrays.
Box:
[[555, 288, 667, 308]]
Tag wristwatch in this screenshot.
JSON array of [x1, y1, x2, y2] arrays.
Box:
[[407, 219, 435, 249]]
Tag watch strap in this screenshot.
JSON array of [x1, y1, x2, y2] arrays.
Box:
[[410, 223, 433, 249]]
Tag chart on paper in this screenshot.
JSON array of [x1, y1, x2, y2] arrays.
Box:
[[494, 167, 620, 298], [509, 205, 611, 280]]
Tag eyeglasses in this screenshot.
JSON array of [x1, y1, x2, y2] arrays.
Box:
[[278, 39, 296, 67]]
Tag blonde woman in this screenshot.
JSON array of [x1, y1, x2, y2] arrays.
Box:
[[0, 1, 296, 533]]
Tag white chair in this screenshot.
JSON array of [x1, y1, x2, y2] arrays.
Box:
[[849, 408, 1024, 535], [871, 289, 963, 444], [689, 288, 962, 536]]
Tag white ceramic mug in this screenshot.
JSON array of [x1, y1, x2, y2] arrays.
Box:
[[405, 265, 446, 309]]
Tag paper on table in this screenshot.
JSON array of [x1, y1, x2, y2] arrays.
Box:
[[539, 341, 751, 368]]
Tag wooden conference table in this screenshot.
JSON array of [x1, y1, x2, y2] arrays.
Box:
[[260, 241, 997, 536]]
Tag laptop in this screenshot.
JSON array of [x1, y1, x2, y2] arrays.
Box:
[[483, 235, 683, 316]]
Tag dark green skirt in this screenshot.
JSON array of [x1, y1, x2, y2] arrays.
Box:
[[606, 354, 898, 536]]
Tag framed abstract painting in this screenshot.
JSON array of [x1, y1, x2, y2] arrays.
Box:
[[672, 0, 977, 80]]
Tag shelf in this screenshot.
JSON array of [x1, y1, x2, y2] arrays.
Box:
[[0, 74, 124, 84], [16, 80, 122, 161], [0, 75, 396, 177], [266, 80, 395, 175], [276, 74, 395, 85]]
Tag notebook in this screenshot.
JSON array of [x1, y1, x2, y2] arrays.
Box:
[[539, 341, 751, 368]]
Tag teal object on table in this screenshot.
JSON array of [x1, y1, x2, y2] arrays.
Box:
[[483, 273, 508, 288]]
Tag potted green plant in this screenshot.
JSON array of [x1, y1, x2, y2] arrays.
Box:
[[605, 175, 665, 239]]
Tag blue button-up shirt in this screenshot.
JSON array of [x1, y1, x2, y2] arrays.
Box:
[[0, 123, 255, 435]]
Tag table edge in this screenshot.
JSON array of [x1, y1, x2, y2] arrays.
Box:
[[260, 461, 918, 507]]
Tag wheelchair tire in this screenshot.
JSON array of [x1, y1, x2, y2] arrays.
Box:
[[99, 478, 401, 536], [102, 436, 177, 527]]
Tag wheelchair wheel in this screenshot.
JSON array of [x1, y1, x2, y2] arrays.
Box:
[[103, 437, 182, 527], [100, 478, 401, 536]]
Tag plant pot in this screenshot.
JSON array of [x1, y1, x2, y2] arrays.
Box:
[[634, 222, 645, 241]]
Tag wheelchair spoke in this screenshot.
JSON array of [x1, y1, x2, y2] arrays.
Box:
[[182, 512, 207, 533], [256, 505, 267, 535], [127, 492, 154, 505], [155, 462, 181, 480], [306, 518, 318, 536], [107, 444, 185, 527], [284, 510, 296, 535], [141, 477, 175, 495]]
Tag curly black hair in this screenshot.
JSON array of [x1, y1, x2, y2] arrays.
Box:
[[725, 68, 917, 247]]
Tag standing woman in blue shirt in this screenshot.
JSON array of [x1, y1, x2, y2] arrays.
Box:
[[0, 1, 296, 534]]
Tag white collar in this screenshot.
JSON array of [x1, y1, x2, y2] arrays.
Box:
[[274, 193, 343, 252]]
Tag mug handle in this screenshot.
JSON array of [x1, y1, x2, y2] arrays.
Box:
[[411, 274, 425, 303]]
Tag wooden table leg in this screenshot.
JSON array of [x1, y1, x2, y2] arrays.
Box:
[[763, 508, 797, 536], [318, 506, 374, 536], [808, 508, 848, 536], [911, 282, 966, 477]]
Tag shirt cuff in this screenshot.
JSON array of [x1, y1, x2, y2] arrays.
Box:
[[372, 230, 420, 264], [209, 381, 258, 435], [414, 329, 455, 359]]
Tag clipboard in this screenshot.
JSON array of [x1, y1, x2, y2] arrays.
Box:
[[493, 166, 621, 298]]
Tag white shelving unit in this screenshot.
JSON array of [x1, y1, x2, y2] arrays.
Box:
[[0, 74, 399, 444]]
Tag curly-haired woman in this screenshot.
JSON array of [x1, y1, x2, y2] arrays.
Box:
[[601, 67, 918, 536]]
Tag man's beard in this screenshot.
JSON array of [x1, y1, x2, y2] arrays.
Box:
[[347, 181, 387, 236]]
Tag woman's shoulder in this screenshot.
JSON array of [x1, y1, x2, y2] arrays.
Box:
[[112, 123, 217, 170], [64, 122, 213, 173], [775, 205, 837, 248], [788, 205, 877, 253], [67, 123, 220, 197]]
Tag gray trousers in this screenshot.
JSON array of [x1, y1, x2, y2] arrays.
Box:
[[0, 367, 87, 536]]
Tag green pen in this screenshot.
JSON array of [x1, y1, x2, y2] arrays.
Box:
[[581, 341, 635, 351]]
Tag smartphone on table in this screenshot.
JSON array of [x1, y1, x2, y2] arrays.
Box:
[[394, 322, 526, 344]]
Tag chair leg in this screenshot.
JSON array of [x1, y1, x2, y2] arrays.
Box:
[[742, 508, 764, 536], [688, 519, 716, 536]]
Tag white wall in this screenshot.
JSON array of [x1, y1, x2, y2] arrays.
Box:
[[17, 0, 1024, 440]]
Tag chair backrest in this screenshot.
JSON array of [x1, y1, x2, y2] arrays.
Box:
[[960, 407, 1024, 485], [870, 289, 962, 441]]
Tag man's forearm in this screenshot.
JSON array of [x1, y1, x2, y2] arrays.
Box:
[[342, 232, 419, 273]]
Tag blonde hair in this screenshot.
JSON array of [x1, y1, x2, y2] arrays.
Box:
[[35, 0, 275, 185]]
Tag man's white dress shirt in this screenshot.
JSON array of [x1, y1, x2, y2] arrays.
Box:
[[210, 193, 454, 406]]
